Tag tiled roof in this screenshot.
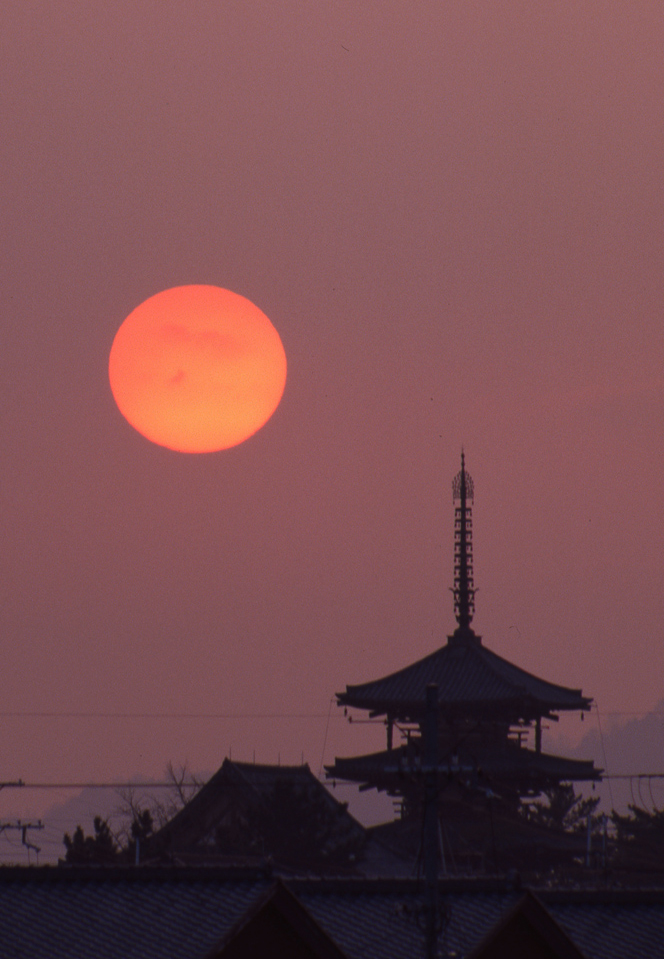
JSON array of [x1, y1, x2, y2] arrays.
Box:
[[0, 869, 269, 959], [297, 881, 664, 959], [542, 889, 664, 959], [366, 809, 591, 870], [147, 761, 365, 870], [328, 743, 600, 790], [338, 638, 592, 720], [466, 890, 588, 959], [0, 869, 663, 959], [210, 880, 350, 959]]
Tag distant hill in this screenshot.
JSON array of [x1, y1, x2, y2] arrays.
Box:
[[568, 700, 664, 814]]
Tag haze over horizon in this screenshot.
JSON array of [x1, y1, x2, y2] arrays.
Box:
[[1, 1, 663, 862]]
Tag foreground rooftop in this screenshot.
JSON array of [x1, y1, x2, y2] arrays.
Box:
[[2, 866, 664, 959]]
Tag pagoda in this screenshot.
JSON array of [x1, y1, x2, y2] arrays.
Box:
[[327, 454, 600, 868]]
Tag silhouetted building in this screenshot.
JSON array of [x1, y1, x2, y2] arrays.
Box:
[[142, 759, 366, 874], [327, 454, 601, 871]]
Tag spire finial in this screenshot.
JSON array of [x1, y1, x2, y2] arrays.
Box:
[[451, 452, 477, 642]]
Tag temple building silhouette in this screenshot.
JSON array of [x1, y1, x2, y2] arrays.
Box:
[[327, 453, 601, 870]]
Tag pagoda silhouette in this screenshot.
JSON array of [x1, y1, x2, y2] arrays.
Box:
[[327, 454, 601, 871]]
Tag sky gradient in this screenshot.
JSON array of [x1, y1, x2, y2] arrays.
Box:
[[1, 1, 663, 859]]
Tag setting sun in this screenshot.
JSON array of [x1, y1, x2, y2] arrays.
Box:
[[109, 286, 287, 452]]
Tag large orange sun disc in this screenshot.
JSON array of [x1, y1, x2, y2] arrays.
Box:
[[109, 286, 287, 452]]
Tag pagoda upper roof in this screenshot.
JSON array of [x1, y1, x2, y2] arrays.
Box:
[[337, 631, 593, 722]]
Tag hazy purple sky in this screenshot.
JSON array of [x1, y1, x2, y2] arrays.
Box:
[[1, 1, 663, 853]]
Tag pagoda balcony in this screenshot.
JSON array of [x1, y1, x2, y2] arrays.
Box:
[[326, 741, 601, 798]]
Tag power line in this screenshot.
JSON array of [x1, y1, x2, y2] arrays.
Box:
[[0, 782, 201, 790], [602, 774, 664, 780], [0, 707, 662, 719], [0, 821, 44, 857], [581, 706, 664, 716], [594, 703, 614, 809], [4, 773, 663, 791], [0, 711, 339, 720]]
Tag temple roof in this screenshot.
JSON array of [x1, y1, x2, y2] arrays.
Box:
[[337, 637, 593, 722], [327, 743, 600, 793], [146, 760, 365, 871]]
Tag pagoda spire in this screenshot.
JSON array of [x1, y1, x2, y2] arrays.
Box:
[[450, 450, 478, 643]]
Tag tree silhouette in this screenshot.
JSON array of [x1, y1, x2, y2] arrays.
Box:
[[611, 804, 664, 873], [520, 784, 600, 834], [63, 817, 119, 865]]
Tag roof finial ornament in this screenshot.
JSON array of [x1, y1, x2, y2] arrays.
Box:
[[451, 450, 478, 644]]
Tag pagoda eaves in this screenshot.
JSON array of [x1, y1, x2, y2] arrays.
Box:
[[328, 743, 600, 796], [337, 639, 592, 724]]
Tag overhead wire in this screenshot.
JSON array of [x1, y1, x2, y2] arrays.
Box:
[[648, 776, 658, 812], [593, 702, 614, 809], [318, 697, 335, 778], [2, 707, 662, 719], [0, 711, 338, 720]]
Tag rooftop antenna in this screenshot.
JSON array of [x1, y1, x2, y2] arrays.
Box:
[[450, 450, 478, 643]]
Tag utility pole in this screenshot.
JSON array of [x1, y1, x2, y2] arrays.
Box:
[[424, 683, 439, 959], [0, 820, 44, 860], [0, 781, 41, 860]]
